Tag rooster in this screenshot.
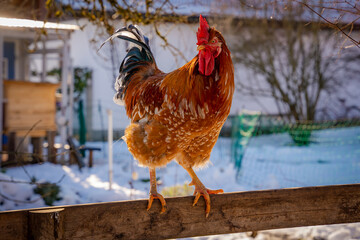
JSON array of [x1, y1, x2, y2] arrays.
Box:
[[101, 15, 234, 217]]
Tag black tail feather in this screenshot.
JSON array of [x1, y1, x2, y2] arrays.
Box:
[[99, 24, 155, 105]]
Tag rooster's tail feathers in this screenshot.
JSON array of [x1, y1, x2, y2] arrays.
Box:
[[100, 25, 155, 105], [100, 24, 154, 61]]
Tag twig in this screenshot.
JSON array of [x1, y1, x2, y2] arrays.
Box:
[[153, 23, 188, 63], [12, 120, 42, 182], [14, 120, 41, 154], [298, 1, 360, 48], [0, 174, 66, 187], [0, 191, 42, 204], [0, 179, 38, 185]]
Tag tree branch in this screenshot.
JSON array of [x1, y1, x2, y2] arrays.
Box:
[[298, 1, 360, 48]]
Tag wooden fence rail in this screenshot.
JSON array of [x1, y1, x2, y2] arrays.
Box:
[[1, 184, 360, 240]]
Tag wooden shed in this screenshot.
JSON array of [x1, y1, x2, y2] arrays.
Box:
[[4, 80, 59, 137]]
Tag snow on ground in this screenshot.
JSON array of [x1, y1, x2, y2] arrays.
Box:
[[1, 127, 360, 239], [238, 126, 360, 190], [0, 162, 146, 210]]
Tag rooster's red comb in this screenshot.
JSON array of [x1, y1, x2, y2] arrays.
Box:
[[197, 15, 209, 45]]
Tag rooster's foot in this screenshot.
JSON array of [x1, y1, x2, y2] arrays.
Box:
[[189, 181, 223, 217], [147, 192, 167, 213]]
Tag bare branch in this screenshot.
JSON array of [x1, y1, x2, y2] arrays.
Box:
[[297, 1, 360, 48]]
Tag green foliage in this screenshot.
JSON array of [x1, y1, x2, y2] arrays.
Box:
[[161, 184, 193, 197], [140, 177, 160, 183], [73, 67, 92, 98], [47, 67, 92, 102], [46, 68, 61, 79], [289, 128, 312, 146], [33, 182, 62, 206], [254, 123, 312, 145], [30, 176, 37, 184]]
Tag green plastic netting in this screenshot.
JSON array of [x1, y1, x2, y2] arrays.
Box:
[[231, 112, 360, 189]]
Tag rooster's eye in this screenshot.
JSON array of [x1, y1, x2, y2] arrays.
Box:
[[211, 39, 217, 43]]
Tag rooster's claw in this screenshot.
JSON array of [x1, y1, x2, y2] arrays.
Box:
[[147, 192, 167, 213], [192, 187, 223, 217]]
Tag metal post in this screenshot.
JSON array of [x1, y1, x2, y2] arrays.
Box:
[[85, 70, 93, 141], [107, 109, 113, 190], [68, 59, 74, 137], [0, 35, 3, 155]]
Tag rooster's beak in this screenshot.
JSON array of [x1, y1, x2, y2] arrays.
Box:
[[197, 45, 205, 51]]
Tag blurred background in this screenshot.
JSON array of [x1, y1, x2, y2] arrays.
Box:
[[0, 1, 359, 238]]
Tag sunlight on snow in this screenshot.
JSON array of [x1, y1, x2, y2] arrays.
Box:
[[62, 165, 81, 183], [85, 174, 109, 189]]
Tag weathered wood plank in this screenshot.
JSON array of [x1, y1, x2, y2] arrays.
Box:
[[1, 184, 360, 240], [0, 211, 28, 240], [47, 131, 57, 164], [31, 137, 43, 162], [3, 80, 58, 137], [29, 208, 65, 240], [7, 132, 16, 162], [67, 137, 85, 169]]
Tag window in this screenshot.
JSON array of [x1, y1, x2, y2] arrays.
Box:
[[3, 41, 15, 79]]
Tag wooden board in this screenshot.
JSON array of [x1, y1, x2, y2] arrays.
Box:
[[1, 184, 360, 240], [67, 137, 85, 169], [3, 80, 59, 137]]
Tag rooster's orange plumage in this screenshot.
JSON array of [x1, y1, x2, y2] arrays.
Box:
[[103, 15, 234, 217]]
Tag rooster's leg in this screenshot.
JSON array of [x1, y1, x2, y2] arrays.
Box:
[[182, 166, 223, 217], [147, 167, 166, 213]]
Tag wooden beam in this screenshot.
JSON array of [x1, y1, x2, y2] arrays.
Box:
[[0, 28, 68, 41], [7, 132, 16, 162], [1, 184, 360, 240], [46, 131, 56, 164], [31, 137, 43, 162], [67, 137, 85, 170], [29, 208, 65, 240], [29, 48, 62, 54]]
